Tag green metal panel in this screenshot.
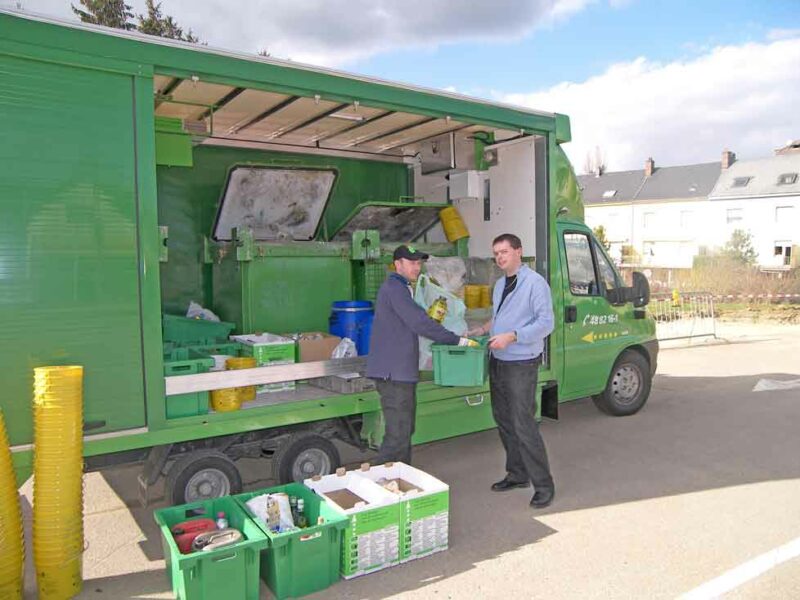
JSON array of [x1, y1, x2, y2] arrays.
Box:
[[155, 131, 193, 167], [158, 145, 407, 315], [0, 53, 146, 445]]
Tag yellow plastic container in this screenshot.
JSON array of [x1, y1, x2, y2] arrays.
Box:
[[439, 206, 469, 242], [479, 285, 492, 308], [211, 388, 242, 412], [226, 356, 257, 402], [464, 285, 481, 309], [0, 409, 23, 600], [32, 365, 84, 600]]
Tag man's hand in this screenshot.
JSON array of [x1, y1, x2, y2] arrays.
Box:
[[489, 332, 516, 350]]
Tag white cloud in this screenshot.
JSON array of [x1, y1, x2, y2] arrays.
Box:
[[18, 0, 596, 65], [501, 38, 800, 170], [767, 28, 800, 41]]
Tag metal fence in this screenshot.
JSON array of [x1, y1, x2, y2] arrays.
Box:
[[649, 291, 717, 341]]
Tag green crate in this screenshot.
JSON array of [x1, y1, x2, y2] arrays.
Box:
[[186, 342, 243, 357], [164, 354, 215, 419], [234, 483, 348, 599], [154, 496, 269, 600], [431, 337, 489, 386], [163, 314, 236, 345]]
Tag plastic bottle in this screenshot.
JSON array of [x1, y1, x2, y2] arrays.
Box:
[[296, 498, 308, 529], [427, 296, 448, 323], [216, 511, 228, 530]]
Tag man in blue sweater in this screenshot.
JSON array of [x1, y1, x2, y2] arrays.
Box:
[[469, 233, 556, 508], [367, 245, 472, 464]]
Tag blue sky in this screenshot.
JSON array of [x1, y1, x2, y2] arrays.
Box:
[[14, 0, 800, 170], [353, 1, 800, 96]]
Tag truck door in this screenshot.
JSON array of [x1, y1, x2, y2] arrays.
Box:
[[558, 226, 628, 399]]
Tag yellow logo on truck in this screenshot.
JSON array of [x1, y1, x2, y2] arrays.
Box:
[[582, 331, 620, 343]]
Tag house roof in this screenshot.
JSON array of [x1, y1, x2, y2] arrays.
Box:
[[578, 162, 721, 205], [709, 154, 800, 199]]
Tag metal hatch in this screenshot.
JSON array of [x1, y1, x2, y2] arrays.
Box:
[[330, 201, 449, 242], [213, 166, 337, 241]]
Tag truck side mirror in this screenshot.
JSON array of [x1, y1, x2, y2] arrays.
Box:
[[630, 271, 650, 307], [605, 288, 625, 305]]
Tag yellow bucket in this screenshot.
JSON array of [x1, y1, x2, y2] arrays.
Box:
[[464, 285, 482, 309], [0, 409, 23, 600], [211, 388, 242, 412], [226, 357, 257, 402], [32, 365, 84, 600], [439, 206, 469, 242], [479, 285, 492, 308]]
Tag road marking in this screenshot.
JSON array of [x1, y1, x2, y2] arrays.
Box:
[[680, 536, 800, 599]]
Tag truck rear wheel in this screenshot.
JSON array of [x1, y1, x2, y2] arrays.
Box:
[[272, 432, 341, 484], [593, 350, 651, 416], [164, 450, 243, 506]]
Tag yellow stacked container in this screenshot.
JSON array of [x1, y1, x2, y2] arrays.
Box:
[[226, 356, 257, 403], [479, 284, 492, 308], [0, 409, 24, 600], [463, 285, 482, 309], [32, 365, 84, 600], [210, 388, 242, 412], [439, 207, 469, 242]]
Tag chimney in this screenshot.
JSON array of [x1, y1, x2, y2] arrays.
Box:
[[644, 157, 655, 177], [721, 149, 736, 169]]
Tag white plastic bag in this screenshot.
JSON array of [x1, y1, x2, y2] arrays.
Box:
[[332, 337, 358, 359], [424, 256, 467, 293], [414, 273, 468, 369], [186, 300, 221, 322]]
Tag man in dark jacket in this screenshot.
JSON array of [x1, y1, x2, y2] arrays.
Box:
[[366, 245, 471, 464]]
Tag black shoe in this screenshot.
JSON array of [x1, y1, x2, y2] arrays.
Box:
[[530, 488, 555, 509], [491, 477, 531, 492]]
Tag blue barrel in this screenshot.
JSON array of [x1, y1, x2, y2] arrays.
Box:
[[329, 300, 374, 356]]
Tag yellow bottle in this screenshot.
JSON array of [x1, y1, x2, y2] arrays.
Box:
[[427, 296, 448, 323]]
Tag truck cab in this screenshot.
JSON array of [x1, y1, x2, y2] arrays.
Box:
[[0, 9, 657, 504]]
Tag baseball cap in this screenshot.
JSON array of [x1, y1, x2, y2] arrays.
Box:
[[393, 244, 429, 261]]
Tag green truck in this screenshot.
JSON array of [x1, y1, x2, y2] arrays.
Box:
[[0, 10, 657, 505]]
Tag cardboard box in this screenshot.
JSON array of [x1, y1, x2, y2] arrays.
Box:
[[356, 462, 449, 563], [305, 469, 400, 579], [230, 333, 296, 393], [284, 331, 342, 363]]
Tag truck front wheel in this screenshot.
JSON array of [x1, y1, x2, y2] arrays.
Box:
[[164, 450, 243, 506], [272, 432, 341, 484], [593, 350, 651, 416]]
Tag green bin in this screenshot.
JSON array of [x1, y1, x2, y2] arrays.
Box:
[[431, 337, 489, 386], [154, 496, 269, 600], [234, 483, 348, 599], [164, 354, 214, 418], [163, 314, 236, 345]]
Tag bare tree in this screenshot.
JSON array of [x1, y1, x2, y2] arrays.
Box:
[[583, 145, 607, 176]]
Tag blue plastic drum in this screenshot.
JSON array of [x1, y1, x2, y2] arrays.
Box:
[[329, 301, 374, 356]]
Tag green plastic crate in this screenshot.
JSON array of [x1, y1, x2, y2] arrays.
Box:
[[186, 341, 243, 357], [154, 496, 269, 600], [234, 483, 348, 599], [163, 314, 236, 345], [431, 337, 489, 386], [164, 354, 215, 419]]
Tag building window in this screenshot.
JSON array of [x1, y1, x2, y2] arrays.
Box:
[[643, 212, 655, 228], [774, 242, 793, 266], [776, 206, 795, 222], [680, 210, 693, 228], [732, 176, 752, 188], [726, 208, 743, 224], [602, 190, 617, 198], [777, 173, 798, 185]]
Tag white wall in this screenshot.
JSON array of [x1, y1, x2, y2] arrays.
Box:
[[585, 194, 800, 268]]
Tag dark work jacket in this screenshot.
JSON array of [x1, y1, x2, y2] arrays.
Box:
[[366, 273, 460, 383]]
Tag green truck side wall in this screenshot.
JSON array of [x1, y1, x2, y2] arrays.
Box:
[[0, 52, 150, 446]]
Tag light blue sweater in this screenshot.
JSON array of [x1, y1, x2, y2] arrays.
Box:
[[490, 264, 555, 361]]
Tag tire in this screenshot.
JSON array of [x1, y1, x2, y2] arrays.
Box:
[[164, 449, 243, 506], [593, 350, 652, 416], [272, 432, 341, 484]]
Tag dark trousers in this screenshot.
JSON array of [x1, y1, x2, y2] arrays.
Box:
[[374, 379, 417, 465], [489, 356, 554, 491]]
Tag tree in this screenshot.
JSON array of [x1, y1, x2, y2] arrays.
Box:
[[137, 0, 199, 42], [71, 0, 135, 30], [583, 145, 607, 176], [722, 229, 757, 266], [593, 225, 611, 251]]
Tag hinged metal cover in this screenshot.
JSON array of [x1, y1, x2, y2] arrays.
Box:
[[331, 201, 448, 242]]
